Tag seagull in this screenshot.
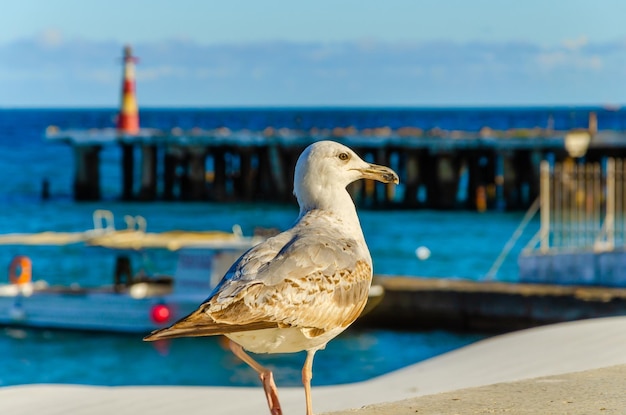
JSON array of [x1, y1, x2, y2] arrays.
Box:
[[144, 140, 399, 415]]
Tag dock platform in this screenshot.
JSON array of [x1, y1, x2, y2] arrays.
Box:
[[362, 276, 626, 331]]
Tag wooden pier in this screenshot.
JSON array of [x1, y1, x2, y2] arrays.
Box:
[[47, 124, 626, 210]]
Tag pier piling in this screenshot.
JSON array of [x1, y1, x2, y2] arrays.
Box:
[[138, 144, 157, 201], [73, 145, 101, 201], [162, 149, 177, 201], [121, 143, 135, 201], [212, 148, 227, 201], [188, 147, 207, 200]]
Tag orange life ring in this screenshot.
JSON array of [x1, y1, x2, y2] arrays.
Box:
[[9, 255, 32, 285]]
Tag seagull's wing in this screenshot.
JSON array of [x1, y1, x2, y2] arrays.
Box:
[[144, 228, 372, 341], [211, 230, 372, 331]]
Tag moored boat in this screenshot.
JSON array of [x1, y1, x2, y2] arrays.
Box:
[[0, 210, 264, 333]]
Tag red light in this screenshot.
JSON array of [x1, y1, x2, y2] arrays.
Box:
[[150, 304, 171, 324]]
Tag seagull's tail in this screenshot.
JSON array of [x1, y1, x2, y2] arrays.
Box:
[[143, 309, 277, 341], [143, 323, 223, 341]]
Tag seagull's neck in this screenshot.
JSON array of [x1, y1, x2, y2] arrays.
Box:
[[297, 187, 364, 239]]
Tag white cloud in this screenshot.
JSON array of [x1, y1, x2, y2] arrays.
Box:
[[193, 67, 232, 79], [136, 66, 187, 81], [306, 45, 341, 62], [0, 67, 62, 81], [535, 51, 567, 68], [562, 35, 588, 51], [535, 50, 603, 71], [36, 28, 64, 48], [78, 69, 118, 85]]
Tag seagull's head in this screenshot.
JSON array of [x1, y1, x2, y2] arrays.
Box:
[[294, 141, 399, 209]]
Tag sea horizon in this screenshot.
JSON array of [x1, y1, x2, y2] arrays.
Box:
[[1, 103, 623, 110]]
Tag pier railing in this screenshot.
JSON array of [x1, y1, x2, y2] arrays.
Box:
[[526, 158, 626, 253]]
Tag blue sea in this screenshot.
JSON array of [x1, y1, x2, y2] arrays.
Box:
[[0, 107, 612, 388]]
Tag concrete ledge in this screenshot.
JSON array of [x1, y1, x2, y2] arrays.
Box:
[[327, 364, 626, 415]]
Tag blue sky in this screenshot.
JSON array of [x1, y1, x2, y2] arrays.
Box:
[[2, 1, 626, 107]]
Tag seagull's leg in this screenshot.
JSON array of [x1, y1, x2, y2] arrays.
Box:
[[228, 339, 282, 415], [302, 349, 318, 415]]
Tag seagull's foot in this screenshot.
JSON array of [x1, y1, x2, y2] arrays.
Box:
[[260, 370, 282, 415]]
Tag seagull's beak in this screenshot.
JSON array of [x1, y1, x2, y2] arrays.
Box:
[[358, 164, 400, 184]]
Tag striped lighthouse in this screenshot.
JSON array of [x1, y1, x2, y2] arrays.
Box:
[[117, 45, 139, 134]]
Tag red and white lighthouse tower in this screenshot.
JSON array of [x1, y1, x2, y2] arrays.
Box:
[[117, 45, 139, 134]]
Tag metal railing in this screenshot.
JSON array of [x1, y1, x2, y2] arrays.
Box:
[[525, 158, 626, 254]]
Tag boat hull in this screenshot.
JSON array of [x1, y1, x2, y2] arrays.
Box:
[[0, 285, 203, 333]]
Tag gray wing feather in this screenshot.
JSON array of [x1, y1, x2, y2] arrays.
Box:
[[207, 227, 371, 330]]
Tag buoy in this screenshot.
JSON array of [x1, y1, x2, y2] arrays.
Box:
[[415, 246, 431, 260], [150, 304, 171, 324], [9, 255, 32, 285], [117, 45, 139, 134]]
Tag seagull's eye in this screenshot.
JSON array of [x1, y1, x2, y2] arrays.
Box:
[[338, 152, 350, 161]]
